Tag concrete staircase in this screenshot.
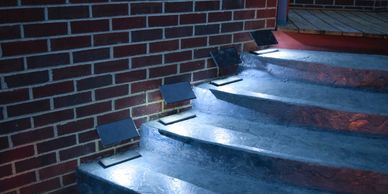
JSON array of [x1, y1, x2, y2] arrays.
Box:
[[78, 49, 388, 194]]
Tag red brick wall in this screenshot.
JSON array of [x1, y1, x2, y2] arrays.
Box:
[[290, 0, 388, 10], [0, 0, 277, 193]]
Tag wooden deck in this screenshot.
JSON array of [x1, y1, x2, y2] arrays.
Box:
[[280, 9, 388, 38]]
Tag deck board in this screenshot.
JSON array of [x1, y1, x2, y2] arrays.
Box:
[[282, 9, 388, 38]]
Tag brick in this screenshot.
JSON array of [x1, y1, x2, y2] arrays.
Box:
[[243, 41, 257, 52], [94, 32, 129, 46], [164, 100, 190, 110], [39, 160, 77, 180], [5, 70, 49, 88], [0, 164, 12, 179], [147, 91, 162, 102], [246, 0, 266, 7], [27, 52, 70, 69], [165, 2, 193, 12], [57, 118, 94, 135], [54, 92, 92, 108], [49, 185, 77, 194], [180, 60, 205, 73], [150, 40, 179, 53], [194, 47, 216, 59], [0, 58, 23, 74], [115, 70, 147, 84], [0, 88, 29, 105], [62, 172, 76, 186], [165, 73, 192, 84], [0, 25, 20, 40], [71, 19, 109, 34], [73, 48, 110, 63], [132, 55, 162, 68], [195, 1, 220, 11], [20, 177, 60, 194], [150, 64, 177, 78], [115, 94, 146, 109], [59, 142, 95, 161], [234, 32, 252, 42], [51, 35, 91, 51], [257, 9, 277, 18], [165, 51, 192, 63], [70, 0, 108, 2], [0, 118, 31, 135], [0, 8, 44, 23], [95, 85, 128, 100], [95, 59, 128, 74], [149, 15, 178, 27], [7, 99, 50, 117], [165, 26, 193, 38], [76, 101, 112, 117], [180, 13, 206, 24], [15, 153, 56, 173], [80, 148, 113, 163], [0, 1, 17, 6], [222, 22, 244, 33], [37, 135, 76, 154], [98, 110, 130, 125], [132, 102, 162, 117], [53, 64, 91, 80], [24, 22, 68, 38], [208, 12, 232, 22], [92, 3, 128, 17], [222, 0, 245, 9], [267, 0, 277, 7], [133, 117, 147, 128], [195, 24, 220, 35], [131, 2, 162, 15], [245, 20, 265, 30], [33, 81, 74, 99], [0, 145, 34, 164], [0, 136, 8, 150], [194, 68, 218, 81], [11, 126, 53, 147], [210, 34, 232, 45], [34, 109, 74, 127], [1, 40, 47, 56], [181, 37, 207, 49], [234, 10, 256, 20], [77, 75, 112, 91], [113, 44, 147, 58], [112, 16, 146, 30], [131, 79, 162, 93], [132, 29, 163, 42], [48, 6, 89, 19], [335, 0, 354, 5], [266, 19, 276, 28], [78, 130, 98, 143], [21, 0, 65, 5], [0, 172, 36, 193]]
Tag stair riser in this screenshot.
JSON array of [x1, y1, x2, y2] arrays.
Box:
[[211, 90, 388, 136], [142, 125, 388, 194], [254, 57, 388, 91]]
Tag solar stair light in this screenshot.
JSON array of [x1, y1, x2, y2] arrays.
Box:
[[209, 47, 243, 86], [96, 118, 141, 168], [159, 82, 197, 125], [250, 30, 279, 55]]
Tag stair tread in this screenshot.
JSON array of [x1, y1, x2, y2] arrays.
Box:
[[79, 150, 331, 194], [78, 158, 216, 194], [153, 111, 388, 173], [204, 69, 388, 115], [257, 49, 388, 71]]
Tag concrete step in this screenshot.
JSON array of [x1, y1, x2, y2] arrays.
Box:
[[241, 49, 388, 91], [201, 69, 388, 136], [146, 113, 388, 194], [78, 124, 333, 194]]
